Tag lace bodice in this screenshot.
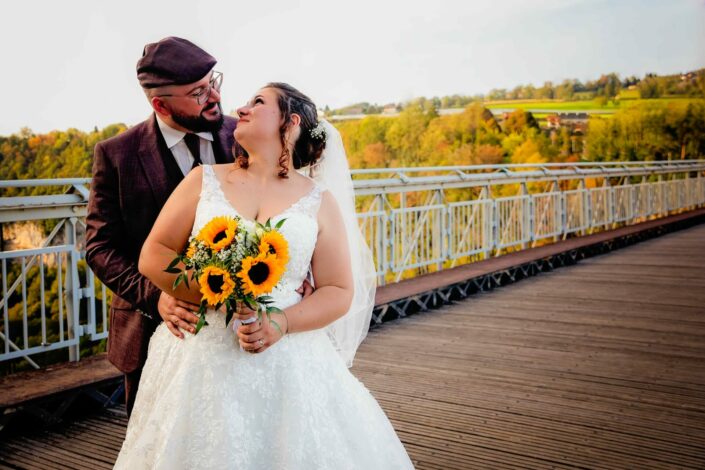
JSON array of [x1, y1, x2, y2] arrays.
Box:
[[195, 165, 323, 308]]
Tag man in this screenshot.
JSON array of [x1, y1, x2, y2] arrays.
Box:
[[86, 37, 237, 415]]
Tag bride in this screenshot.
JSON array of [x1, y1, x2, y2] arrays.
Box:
[[114, 82, 414, 469]]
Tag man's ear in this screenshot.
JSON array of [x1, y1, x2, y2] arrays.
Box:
[[151, 97, 171, 117]]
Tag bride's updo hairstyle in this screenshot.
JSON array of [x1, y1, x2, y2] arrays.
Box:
[[234, 82, 326, 178]]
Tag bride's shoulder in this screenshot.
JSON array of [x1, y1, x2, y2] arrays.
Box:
[[182, 164, 204, 184], [316, 189, 340, 222]]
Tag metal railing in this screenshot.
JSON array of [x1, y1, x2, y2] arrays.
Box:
[[2, 160, 705, 366]]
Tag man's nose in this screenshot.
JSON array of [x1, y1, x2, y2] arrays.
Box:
[[208, 86, 221, 103]]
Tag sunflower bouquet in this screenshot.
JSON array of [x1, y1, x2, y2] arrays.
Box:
[[164, 215, 290, 334]]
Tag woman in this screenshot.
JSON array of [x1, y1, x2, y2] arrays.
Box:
[[114, 83, 414, 469]]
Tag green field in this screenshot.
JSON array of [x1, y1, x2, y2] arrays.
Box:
[[484, 99, 619, 111], [483, 97, 702, 114]]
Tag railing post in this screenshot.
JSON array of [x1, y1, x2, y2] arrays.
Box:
[[521, 182, 531, 250], [489, 185, 499, 257], [585, 178, 593, 234], [64, 217, 81, 362], [604, 177, 612, 231], [437, 189, 446, 273], [628, 177, 636, 225]]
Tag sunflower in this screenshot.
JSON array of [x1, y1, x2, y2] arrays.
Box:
[[237, 254, 285, 297], [258, 231, 289, 265], [198, 266, 236, 305], [197, 216, 238, 252]]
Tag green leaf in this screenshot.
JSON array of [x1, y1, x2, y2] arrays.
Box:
[[164, 266, 181, 274], [270, 318, 282, 335], [194, 314, 207, 333], [243, 296, 258, 311], [275, 218, 286, 229], [173, 274, 184, 290], [166, 257, 181, 271], [267, 306, 283, 314]]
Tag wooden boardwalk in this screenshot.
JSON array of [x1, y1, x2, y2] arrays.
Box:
[[1, 223, 704, 469]]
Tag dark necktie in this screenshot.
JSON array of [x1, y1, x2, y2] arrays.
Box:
[[183, 133, 202, 169]]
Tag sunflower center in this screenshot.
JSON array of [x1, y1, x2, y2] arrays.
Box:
[[248, 262, 270, 285], [267, 244, 277, 255], [213, 230, 228, 244], [207, 274, 225, 293]]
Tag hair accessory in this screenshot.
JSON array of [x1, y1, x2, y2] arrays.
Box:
[[309, 121, 327, 143]]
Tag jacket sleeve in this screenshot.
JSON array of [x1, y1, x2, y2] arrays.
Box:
[[85, 141, 162, 320]]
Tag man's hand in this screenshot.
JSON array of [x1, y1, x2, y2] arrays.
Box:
[[158, 291, 201, 339], [296, 278, 314, 298]]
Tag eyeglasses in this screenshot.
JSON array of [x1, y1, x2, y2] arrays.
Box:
[[157, 71, 223, 105]]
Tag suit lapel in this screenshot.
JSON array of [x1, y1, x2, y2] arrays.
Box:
[[136, 114, 183, 209], [136, 115, 236, 209]]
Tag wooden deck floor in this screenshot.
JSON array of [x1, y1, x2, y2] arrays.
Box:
[[1, 223, 704, 469]]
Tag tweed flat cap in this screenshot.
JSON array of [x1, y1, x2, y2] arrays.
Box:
[[136, 37, 216, 89]]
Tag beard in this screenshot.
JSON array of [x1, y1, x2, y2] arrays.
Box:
[[171, 102, 224, 133]]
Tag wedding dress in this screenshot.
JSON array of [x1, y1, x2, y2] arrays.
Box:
[[114, 164, 414, 469]]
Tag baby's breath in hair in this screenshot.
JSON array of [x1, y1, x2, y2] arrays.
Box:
[[309, 121, 327, 143]]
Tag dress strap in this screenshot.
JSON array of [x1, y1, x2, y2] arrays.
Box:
[[289, 183, 324, 220]]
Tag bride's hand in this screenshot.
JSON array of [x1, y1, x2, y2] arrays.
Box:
[[236, 310, 288, 354]]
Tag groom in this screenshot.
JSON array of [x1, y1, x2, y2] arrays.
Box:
[[86, 37, 238, 416]]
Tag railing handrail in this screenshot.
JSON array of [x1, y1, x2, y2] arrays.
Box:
[[2, 160, 704, 187], [0, 178, 92, 188]]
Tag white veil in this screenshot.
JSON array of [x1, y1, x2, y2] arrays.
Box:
[[306, 120, 376, 368]]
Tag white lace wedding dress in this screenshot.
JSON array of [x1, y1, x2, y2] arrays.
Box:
[[114, 165, 414, 469]]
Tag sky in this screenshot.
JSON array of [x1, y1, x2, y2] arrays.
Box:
[[0, 0, 703, 136]]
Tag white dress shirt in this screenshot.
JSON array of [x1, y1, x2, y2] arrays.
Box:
[[155, 114, 216, 176]]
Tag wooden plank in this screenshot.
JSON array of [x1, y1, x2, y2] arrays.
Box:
[[0, 353, 121, 408]]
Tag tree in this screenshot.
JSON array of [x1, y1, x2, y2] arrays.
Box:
[[638, 74, 662, 99], [502, 109, 539, 135]]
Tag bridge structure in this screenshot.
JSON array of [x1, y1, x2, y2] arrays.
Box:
[[1, 160, 704, 468]]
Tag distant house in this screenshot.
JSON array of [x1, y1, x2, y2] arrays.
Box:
[[545, 113, 588, 131], [382, 104, 398, 115], [547, 114, 561, 129]]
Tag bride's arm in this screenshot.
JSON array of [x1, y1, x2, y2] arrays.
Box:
[[283, 191, 354, 333], [138, 167, 204, 305]]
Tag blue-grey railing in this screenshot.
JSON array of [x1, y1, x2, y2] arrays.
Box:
[[2, 160, 704, 366]]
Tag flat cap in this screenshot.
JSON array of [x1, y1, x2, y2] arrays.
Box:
[[136, 37, 216, 89]]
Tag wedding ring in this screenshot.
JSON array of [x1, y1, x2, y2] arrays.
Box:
[[257, 339, 264, 348]]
